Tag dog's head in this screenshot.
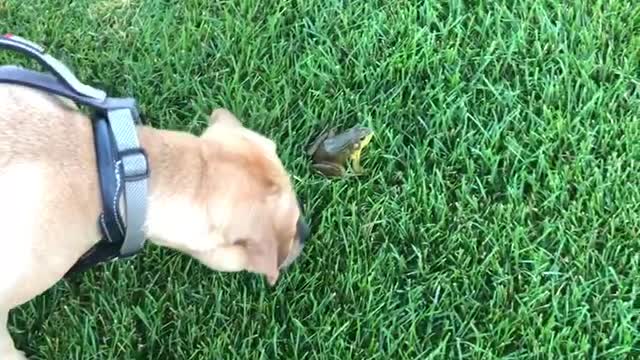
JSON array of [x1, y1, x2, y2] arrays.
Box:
[[183, 108, 309, 285]]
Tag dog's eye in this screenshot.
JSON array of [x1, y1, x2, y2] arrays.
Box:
[[233, 238, 248, 247]]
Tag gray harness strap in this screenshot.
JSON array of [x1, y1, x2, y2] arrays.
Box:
[[0, 35, 106, 100], [108, 108, 148, 257], [0, 65, 139, 114], [0, 34, 149, 263]]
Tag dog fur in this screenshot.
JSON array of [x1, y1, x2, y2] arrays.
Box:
[[0, 83, 305, 359]]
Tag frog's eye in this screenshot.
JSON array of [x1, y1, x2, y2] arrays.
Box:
[[353, 143, 360, 149]]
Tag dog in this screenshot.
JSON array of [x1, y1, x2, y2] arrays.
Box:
[[0, 83, 309, 359]]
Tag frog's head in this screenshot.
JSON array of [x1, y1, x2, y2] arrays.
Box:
[[326, 126, 374, 156], [350, 126, 374, 151]]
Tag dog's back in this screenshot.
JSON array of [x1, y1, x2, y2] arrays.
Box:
[[0, 84, 102, 308]]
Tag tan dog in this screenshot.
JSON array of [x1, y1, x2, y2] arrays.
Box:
[[0, 83, 308, 359]]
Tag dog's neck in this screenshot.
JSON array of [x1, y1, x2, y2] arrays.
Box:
[[134, 126, 222, 254]]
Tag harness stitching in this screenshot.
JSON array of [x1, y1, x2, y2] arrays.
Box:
[[113, 159, 124, 233]]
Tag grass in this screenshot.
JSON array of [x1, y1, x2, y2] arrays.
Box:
[[2, 0, 640, 358]]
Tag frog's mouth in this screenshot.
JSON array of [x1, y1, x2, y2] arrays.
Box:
[[350, 132, 373, 172], [359, 132, 374, 149]]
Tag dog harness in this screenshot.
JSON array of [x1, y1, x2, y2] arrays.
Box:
[[0, 34, 150, 276]]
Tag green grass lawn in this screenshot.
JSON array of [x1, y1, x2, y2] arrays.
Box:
[[3, 0, 640, 358]]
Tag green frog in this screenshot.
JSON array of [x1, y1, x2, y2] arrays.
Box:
[[307, 126, 374, 177]]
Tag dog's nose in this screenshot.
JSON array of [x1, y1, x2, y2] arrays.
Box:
[[297, 217, 310, 244]]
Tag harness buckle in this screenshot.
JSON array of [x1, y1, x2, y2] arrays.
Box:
[[119, 147, 150, 182]]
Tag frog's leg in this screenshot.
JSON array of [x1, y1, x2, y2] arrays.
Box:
[[312, 162, 346, 177], [306, 127, 337, 156]]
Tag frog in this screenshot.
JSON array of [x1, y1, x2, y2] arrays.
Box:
[[306, 126, 374, 177]]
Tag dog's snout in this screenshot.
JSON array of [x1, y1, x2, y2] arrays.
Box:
[[296, 217, 310, 244]]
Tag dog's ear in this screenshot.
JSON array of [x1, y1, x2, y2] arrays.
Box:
[[240, 231, 281, 286], [239, 200, 294, 286], [201, 108, 241, 139], [209, 108, 241, 128]]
